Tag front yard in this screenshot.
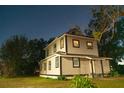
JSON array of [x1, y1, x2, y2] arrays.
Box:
[[0, 76, 124, 88]]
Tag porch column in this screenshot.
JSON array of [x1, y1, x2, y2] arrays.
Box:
[[90, 60, 94, 78], [100, 60, 104, 77]]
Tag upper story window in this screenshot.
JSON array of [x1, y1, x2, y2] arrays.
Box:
[[60, 38, 64, 49], [73, 57, 80, 68], [86, 41, 93, 49], [73, 39, 80, 48], [53, 43, 57, 53], [55, 56, 59, 68], [48, 61, 51, 70]]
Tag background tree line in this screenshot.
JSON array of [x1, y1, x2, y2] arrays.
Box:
[[0, 35, 54, 77]]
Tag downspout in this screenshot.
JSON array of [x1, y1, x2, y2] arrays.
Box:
[[60, 56, 62, 76], [90, 60, 94, 78]]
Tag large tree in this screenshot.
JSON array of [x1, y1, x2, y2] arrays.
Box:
[[85, 6, 124, 70], [0, 35, 47, 77], [27, 38, 47, 75], [0, 35, 29, 76]]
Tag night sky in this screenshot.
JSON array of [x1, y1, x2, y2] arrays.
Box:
[[0, 5, 96, 46]]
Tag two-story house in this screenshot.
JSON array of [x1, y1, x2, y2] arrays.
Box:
[[39, 27, 112, 79]]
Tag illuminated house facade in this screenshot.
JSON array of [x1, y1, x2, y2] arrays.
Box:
[[39, 27, 111, 79]]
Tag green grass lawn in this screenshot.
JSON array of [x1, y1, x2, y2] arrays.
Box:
[[0, 76, 124, 88], [93, 77, 124, 88]]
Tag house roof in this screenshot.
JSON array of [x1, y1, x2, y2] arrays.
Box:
[[44, 34, 65, 50], [44, 27, 95, 50]]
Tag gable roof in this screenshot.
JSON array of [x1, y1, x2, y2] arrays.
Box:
[[44, 34, 65, 50], [44, 27, 95, 50]]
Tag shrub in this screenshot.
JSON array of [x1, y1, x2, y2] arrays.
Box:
[[71, 75, 96, 88], [57, 75, 66, 80], [110, 70, 119, 77], [117, 65, 124, 75]]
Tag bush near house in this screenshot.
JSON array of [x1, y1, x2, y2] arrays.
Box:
[[117, 65, 124, 75], [110, 70, 120, 77], [57, 75, 66, 80], [71, 75, 96, 88]]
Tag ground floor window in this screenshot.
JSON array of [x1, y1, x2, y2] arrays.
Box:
[[44, 63, 47, 70], [48, 61, 51, 70], [55, 56, 59, 68], [73, 57, 80, 68]]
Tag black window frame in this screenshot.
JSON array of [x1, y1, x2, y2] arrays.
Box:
[[55, 56, 59, 68], [72, 39, 80, 48], [53, 43, 57, 53], [86, 41, 93, 49], [48, 61, 51, 70], [60, 38, 64, 49], [44, 63, 47, 70], [72, 57, 80, 68]]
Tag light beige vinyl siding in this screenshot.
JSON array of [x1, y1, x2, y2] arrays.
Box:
[[93, 60, 102, 74], [102, 60, 110, 74], [80, 59, 91, 75], [61, 57, 110, 76], [62, 57, 91, 75], [40, 55, 60, 75], [66, 35, 99, 56], [45, 36, 66, 57]]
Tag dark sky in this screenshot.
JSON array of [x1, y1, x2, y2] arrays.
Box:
[[0, 5, 95, 46]]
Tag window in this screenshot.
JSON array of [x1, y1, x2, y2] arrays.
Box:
[[44, 63, 47, 70], [41, 64, 43, 71], [48, 61, 51, 70], [73, 57, 80, 68], [86, 41, 93, 49], [46, 49, 49, 57], [73, 39, 80, 48], [53, 44, 57, 52], [60, 38, 64, 49], [55, 56, 59, 68]]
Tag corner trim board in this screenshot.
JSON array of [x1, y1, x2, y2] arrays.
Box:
[[65, 35, 68, 54], [90, 60, 94, 78], [100, 60, 104, 77], [60, 56, 62, 76]]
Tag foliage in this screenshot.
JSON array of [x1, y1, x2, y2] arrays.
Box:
[[57, 75, 66, 80], [0, 35, 47, 77], [110, 70, 119, 77], [85, 6, 124, 70], [0, 35, 29, 77], [117, 65, 124, 75], [47, 37, 55, 44], [85, 6, 121, 41], [71, 75, 96, 88], [27, 38, 47, 75]]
